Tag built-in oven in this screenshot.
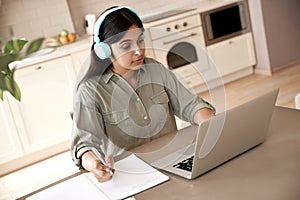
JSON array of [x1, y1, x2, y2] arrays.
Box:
[[201, 1, 251, 46], [147, 13, 212, 128], [148, 14, 210, 82]]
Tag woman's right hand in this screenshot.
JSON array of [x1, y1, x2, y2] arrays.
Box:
[[81, 151, 115, 182]]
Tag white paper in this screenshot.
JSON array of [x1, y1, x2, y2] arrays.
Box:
[[27, 154, 169, 200], [85, 154, 170, 199], [26, 174, 109, 200]]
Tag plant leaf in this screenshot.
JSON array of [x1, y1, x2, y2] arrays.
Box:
[[0, 89, 3, 100], [0, 57, 21, 101], [0, 71, 21, 101], [0, 54, 18, 77], [9, 78, 21, 101], [26, 37, 45, 56], [4, 39, 28, 55], [0, 72, 8, 90], [3, 41, 13, 54]]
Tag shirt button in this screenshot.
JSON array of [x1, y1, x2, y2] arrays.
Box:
[[143, 115, 148, 120], [137, 98, 140, 102]]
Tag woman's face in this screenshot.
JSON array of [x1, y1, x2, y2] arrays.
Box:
[[109, 25, 145, 76]]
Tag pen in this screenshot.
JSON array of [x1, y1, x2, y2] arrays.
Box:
[[91, 147, 114, 176]]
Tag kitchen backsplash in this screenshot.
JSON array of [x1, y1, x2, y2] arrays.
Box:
[[0, 0, 74, 43], [67, 0, 204, 36], [0, 0, 204, 44]]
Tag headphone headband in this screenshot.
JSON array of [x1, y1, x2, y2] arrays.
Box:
[[93, 6, 140, 60], [93, 6, 139, 44]]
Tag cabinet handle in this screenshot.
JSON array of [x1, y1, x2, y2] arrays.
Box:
[[35, 66, 42, 70], [163, 33, 197, 45]]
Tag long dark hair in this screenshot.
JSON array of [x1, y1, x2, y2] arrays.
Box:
[[77, 6, 144, 89]]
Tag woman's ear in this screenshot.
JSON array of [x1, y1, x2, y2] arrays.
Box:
[[109, 49, 116, 62]]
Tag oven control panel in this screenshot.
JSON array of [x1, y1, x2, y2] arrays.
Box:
[[149, 15, 202, 40]]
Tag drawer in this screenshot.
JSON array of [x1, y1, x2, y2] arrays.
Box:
[[150, 14, 202, 40], [173, 65, 197, 78], [183, 73, 205, 88], [173, 68, 205, 89]]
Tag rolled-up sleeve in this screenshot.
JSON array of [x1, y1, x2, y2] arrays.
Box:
[[71, 83, 106, 168], [149, 60, 216, 124]]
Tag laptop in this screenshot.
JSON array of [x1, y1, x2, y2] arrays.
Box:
[[151, 89, 279, 179]]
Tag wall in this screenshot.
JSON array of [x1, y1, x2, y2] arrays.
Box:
[[0, 0, 204, 46], [261, 0, 300, 69], [67, 0, 204, 35], [248, 0, 300, 73], [0, 0, 74, 44]]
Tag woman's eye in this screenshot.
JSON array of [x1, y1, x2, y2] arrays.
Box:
[[121, 43, 131, 50], [138, 38, 144, 44]]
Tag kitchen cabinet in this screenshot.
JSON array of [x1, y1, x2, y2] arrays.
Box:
[[11, 55, 75, 152], [0, 56, 77, 175], [207, 33, 256, 76], [0, 96, 24, 165]]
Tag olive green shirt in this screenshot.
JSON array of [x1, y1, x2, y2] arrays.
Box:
[[71, 57, 215, 167]]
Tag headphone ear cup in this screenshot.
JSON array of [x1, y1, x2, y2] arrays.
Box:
[[142, 31, 146, 40], [94, 42, 111, 59]]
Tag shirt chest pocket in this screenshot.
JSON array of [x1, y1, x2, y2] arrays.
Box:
[[151, 90, 170, 105], [103, 90, 170, 125], [103, 110, 129, 125]]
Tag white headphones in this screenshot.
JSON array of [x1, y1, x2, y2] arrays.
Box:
[[93, 6, 140, 59]]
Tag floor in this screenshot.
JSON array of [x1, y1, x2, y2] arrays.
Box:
[[0, 63, 300, 200], [199, 62, 300, 111]]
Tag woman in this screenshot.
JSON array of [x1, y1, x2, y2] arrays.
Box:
[[71, 6, 215, 183]]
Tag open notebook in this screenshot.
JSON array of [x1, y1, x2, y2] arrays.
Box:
[[27, 154, 169, 200]]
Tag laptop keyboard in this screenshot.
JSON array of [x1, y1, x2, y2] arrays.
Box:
[[173, 156, 194, 172]]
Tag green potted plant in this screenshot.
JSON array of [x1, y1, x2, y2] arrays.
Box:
[[0, 33, 44, 101]]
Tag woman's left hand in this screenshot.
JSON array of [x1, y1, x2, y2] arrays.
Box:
[[193, 108, 214, 124]]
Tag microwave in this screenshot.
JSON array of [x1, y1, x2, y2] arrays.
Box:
[[201, 1, 251, 46]]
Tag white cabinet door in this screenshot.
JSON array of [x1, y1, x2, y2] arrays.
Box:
[[70, 49, 90, 74], [9, 56, 76, 153], [207, 33, 256, 76], [0, 95, 24, 165], [70, 49, 90, 86]]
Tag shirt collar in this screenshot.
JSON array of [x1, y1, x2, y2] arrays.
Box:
[[102, 61, 146, 84], [102, 68, 115, 84]]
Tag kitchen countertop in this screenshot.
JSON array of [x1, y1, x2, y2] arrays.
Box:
[[13, 35, 93, 70]]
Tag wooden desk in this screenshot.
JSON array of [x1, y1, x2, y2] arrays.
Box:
[[19, 107, 300, 200]]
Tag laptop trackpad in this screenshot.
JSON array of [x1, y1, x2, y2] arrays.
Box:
[[176, 143, 195, 155], [151, 144, 195, 168]]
